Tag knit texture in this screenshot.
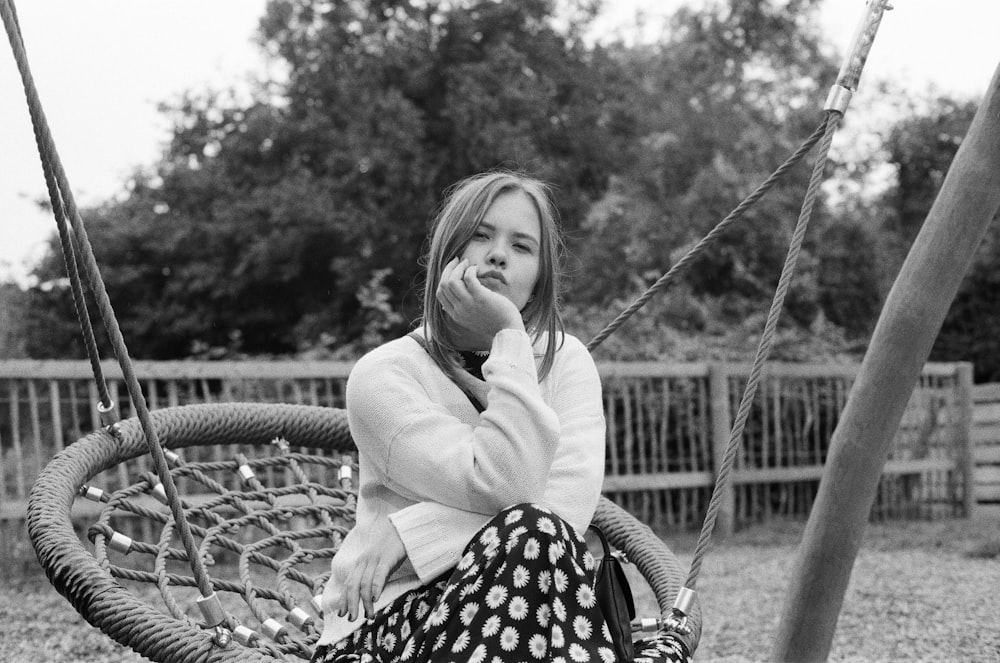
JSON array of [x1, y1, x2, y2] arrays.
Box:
[[317, 328, 605, 645]]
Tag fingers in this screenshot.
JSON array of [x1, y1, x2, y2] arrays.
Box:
[[437, 257, 472, 314], [342, 561, 364, 621], [341, 557, 387, 621], [359, 560, 377, 619], [462, 263, 484, 293], [371, 557, 393, 607]]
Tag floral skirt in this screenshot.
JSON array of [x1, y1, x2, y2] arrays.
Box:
[[312, 503, 691, 663]]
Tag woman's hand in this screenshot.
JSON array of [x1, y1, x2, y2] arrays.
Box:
[[436, 258, 525, 346], [334, 517, 407, 621]]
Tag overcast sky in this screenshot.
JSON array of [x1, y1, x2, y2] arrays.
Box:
[[2, 0, 998, 283]]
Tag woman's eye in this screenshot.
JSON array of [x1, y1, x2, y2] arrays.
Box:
[[514, 243, 532, 253]]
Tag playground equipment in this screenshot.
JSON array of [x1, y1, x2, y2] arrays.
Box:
[[9, 0, 997, 661]]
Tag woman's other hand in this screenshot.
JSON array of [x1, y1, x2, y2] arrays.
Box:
[[334, 517, 407, 621], [436, 257, 525, 346]]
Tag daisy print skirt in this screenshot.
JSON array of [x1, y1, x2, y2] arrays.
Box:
[[312, 503, 691, 662]]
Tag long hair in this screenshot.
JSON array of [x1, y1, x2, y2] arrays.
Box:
[[421, 170, 565, 381]]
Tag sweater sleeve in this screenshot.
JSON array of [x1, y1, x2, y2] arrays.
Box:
[[537, 335, 606, 534], [389, 502, 490, 583], [347, 329, 561, 515]]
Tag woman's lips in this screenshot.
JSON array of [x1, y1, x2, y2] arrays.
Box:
[[478, 269, 507, 284]]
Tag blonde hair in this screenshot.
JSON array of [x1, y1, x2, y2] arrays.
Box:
[[421, 171, 565, 381]]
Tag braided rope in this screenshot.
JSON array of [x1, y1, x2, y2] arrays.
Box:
[[1, 0, 215, 598], [586, 116, 831, 352], [27, 403, 700, 662], [684, 111, 843, 589]]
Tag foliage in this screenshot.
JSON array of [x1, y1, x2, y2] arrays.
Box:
[[0, 284, 29, 358], [26, 0, 638, 359], [8, 0, 998, 374], [873, 96, 1000, 382]]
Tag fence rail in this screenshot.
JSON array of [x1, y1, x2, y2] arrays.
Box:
[[972, 382, 1000, 504], [0, 360, 976, 540]]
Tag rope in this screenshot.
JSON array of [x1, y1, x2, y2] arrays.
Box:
[[2, 2, 112, 408], [586, 116, 831, 352], [684, 111, 843, 589], [1, 0, 214, 599]]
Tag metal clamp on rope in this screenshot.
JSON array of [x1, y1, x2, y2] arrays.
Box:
[[237, 463, 256, 484], [79, 484, 107, 502], [823, 85, 853, 115], [97, 400, 120, 434], [663, 587, 696, 636], [288, 607, 313, 631], [197, 592, 227, 627], [338, 463, 354, 489], [631, 617, 661, 634], [151, 482, 169, 505], [109, 531, 134, 555], [164, 449, 182, 466], [261, 618, 286, 641], [310, 594, 324, 616], [233, 625, 258, 647]]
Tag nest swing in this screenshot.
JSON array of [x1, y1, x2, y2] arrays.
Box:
[[29, 403, 700, 662]]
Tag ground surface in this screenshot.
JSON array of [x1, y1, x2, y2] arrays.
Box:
[[2, 513, 998, 662]]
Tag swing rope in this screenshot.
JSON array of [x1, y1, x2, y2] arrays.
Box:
[[584, 117, 830, 353], [685, 111, 840, 590], [2, 1, 113, 411], [1, 0, 221, 614]]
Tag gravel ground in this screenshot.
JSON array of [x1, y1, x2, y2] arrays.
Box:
[[2, 514, 998, 662]]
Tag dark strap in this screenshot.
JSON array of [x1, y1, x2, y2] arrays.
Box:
[[407, 332, 486, 413]]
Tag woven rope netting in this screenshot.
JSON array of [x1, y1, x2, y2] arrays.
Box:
[[28, 403, 700, 663]]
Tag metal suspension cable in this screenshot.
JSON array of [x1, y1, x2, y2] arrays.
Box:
[[1, 0, 219, 611], [3, 1, 112, 410], [586, 117, 829, 352], [685, 111, 841, 589]]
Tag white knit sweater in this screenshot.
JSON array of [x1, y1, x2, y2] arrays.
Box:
[[316, 327, 606, 646]]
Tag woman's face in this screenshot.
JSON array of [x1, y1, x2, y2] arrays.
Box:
[[459, 190, 542, 312]]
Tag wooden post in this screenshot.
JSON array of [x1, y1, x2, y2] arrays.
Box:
[[955, 363, 976, 518], [708, 363, 735, 537], [773, 62, 1000, 662]]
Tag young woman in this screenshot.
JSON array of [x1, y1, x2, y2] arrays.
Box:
[[313, 171, 690, 662]]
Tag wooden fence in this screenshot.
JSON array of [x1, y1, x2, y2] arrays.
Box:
[[972, 382, 1000, 505], [0, 360, 976, 542]]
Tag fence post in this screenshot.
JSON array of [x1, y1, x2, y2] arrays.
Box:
[[708, 363, 735, 537], [955, 363, 975, 518]]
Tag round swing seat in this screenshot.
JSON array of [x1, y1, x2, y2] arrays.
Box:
[[28, 402, 700, 662]]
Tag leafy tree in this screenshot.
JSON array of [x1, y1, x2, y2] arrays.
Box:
[[573, 0, 840, 338], [872, 94, 999, 381], [26, 0, 639, 359]]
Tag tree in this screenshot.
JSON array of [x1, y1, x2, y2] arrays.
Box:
[[874, 94, 1000, 381], [26, 0, 639, 359], [572, 0, 840, 337]]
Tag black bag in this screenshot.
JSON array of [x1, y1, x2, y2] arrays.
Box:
[[590, 524, 636, 662]]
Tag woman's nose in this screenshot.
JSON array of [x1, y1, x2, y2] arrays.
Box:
[[486, 244, 507, 267]]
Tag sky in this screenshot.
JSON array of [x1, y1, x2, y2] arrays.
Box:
[[2, 0, 999, 284]]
